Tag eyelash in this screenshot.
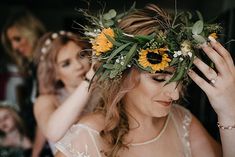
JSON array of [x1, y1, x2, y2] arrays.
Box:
[[153, 78, 166, 82], [62, 61, 70, 67]]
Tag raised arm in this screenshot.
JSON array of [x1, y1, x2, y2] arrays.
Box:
[[188, 36, 235, 157], [34, 67, 94, 142]]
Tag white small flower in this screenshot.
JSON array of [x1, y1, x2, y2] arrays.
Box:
[[127, 64, 131, 68], [85, 31, 98, 38], [59, 30, 66, 35], [94, 29, 101, 33], [51, 33, 58, 39], [121, 56, 124, 60], [173, 53, 178, 58], [116, 59, 120, 63], [179, 57, 184, 61], [45, 39, 51, 45], [41, 47, 47, 54], [120, 62, 124, 65], [177, 51, 182, 56], [188, 52, 192, 58]]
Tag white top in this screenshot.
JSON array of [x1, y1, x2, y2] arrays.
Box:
[[56, 104, 192, 157]]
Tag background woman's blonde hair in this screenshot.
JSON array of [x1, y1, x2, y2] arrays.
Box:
[[1, 10, 46, 66]]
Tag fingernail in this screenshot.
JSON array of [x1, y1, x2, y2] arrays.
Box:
[[200, 42, 208, 48], [188, 69, 192, 73], [208, 36, 217, 43]]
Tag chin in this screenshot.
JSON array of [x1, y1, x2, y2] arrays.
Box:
[[153, 109, 171, 118]]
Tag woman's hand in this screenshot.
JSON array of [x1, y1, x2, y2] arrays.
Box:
[[85, 51, 96, 80], [188, 37, 235, 122]]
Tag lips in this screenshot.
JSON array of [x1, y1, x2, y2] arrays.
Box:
[[156, 101, 172, 107]]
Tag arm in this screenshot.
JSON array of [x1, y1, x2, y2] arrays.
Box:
[[34, 80, 91, 142], [31, 127, 46, 157], [34, 67, 94, 142], [55, 151, 66, 157], [188, 37, 235, 157]]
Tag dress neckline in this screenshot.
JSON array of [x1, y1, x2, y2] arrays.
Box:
[[128, 113, 171, 147]]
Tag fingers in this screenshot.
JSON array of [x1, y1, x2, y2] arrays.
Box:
[[193, 57, 218, 80], [187, 69, 214, 93], [201, 42, 230, 76], [208, 36, 234, 73]]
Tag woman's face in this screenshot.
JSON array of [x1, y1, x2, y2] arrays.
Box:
[[56, 41, 90, 91], [0, 109, 16, 133], [7, 26, 33, 58], [125, 70, 180, 118]]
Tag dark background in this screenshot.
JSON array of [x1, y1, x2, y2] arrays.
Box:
[[1, 0, 235, 141]]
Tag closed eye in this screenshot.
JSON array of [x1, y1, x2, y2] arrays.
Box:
[[152, 78, 166, 82], [61, 60, 70, 67]]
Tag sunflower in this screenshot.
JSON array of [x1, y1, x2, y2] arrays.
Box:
[[92, 28, 115, 56], [138, 48, 171, 72]]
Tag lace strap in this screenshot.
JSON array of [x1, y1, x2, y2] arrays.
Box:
[[171, 105, 192, 157]]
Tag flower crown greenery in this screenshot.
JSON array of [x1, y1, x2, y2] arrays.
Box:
[[80, 3, 222, 83]]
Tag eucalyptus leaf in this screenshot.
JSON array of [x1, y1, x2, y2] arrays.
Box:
[[192, 34, 206, 44], [104, 20, 114, 27], [169, 57, 179, 66], [104, 34, 122, 47], [196, 11, 203, 21], [103, 13, 112, 20], [103, 9, 117, 20], [108, 9, 117, 18], [124, 43, 137, 66], [192, 20, 204, 35], [167, 60, 187, 83], [107, 43, 131, 63], [103, 63, 114, 69]]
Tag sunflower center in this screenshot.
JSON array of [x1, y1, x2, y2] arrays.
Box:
[[147, 52, 162, 64]]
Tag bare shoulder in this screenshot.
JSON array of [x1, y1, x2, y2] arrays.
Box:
[[189, 114, 222, 157], [78, 112, 105, 132]]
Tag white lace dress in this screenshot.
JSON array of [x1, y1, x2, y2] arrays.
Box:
[[55, 104, 192, 157]]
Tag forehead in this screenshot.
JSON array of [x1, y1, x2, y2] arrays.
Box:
[[56, 41, 82, 61], [0, 109, 10, 117], [7, 26, 21, 39]]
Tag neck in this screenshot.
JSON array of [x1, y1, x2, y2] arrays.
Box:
[[123, 102, 169, 144]]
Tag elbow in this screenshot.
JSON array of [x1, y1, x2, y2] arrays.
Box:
[[45, 127, 62, 142]]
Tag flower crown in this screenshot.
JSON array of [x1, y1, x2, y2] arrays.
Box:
[[81, 4, 221, 83], [40, 30, 73, 61], [0, 101, 20, 112]]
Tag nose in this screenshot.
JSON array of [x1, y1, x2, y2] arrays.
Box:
[[164, 82, 180, 101]]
